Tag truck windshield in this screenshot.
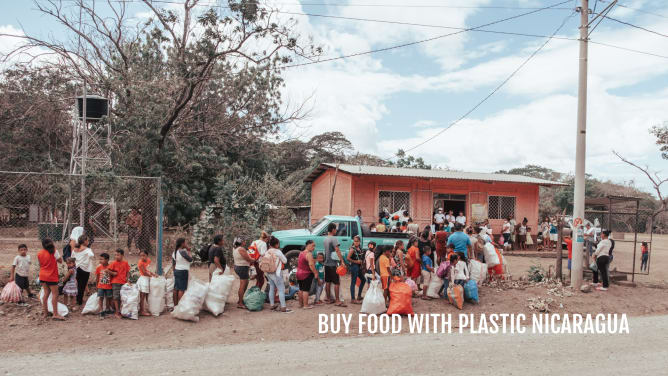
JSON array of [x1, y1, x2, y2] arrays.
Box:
[[309, 218, 328, 234]]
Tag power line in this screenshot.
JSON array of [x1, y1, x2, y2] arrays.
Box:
[[601, 0, 668, 19], [393, 11, 577, 158], [600, 14, 668, 39], [588, 40, 668, 59]]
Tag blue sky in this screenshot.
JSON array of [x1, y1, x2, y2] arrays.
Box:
[[1, 0, 667, 196]]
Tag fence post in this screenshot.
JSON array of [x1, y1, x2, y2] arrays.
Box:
[[156, 177, 164, 275]]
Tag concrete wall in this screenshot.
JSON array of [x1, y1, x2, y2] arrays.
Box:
[[310, 170, 541, 234]]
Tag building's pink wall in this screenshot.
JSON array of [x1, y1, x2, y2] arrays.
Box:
[[310, 171, 541, 234]]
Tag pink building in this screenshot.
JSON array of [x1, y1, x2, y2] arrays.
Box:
[[304, 163, 564, 235]]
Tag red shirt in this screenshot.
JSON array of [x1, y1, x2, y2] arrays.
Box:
[[37, 249, 59, 282], [435, 231, 448, 253], [96, 264, 112, 289], [564, 238, 573, 260], [108, 260, 130, 284], [138, 258, 151, 277]]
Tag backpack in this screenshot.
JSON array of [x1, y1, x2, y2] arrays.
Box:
[[436, 261, 450, 279], [259, 251, 278, 273], [247, 242, 261, 260], [198, 244, 212, 263]]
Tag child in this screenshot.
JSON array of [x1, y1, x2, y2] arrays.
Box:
[[525, 227, 534, 249], [137, 249, 157, 317], [95, 253, 113, 317], [61, 258, 78, 308], [378, 246, 393, 306], [107, 249, 130, 319], [445, 244, 455, 263], [421, 247, 434, 300], [314, 253, 325, 305], [10, 244, 34, 301], [441, 253, 458, 298], [452, 253, 469, 287], [640, 241, 649, 272]]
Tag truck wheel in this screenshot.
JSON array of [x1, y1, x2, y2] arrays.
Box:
[[284, 249, 300, 270]]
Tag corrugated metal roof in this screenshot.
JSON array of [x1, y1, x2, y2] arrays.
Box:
[[304, 163, 566, 186]]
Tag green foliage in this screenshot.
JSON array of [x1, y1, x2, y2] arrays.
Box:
[[527, 264, 547, 282], [393, 149, 431, 169], [651, 122, 668, 160]]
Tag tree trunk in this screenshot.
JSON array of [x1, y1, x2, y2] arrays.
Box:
[[328, 163, 339, 215]]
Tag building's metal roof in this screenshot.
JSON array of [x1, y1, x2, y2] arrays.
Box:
[[304, 163, 567, 186]]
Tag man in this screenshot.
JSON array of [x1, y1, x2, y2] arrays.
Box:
[[208, 235, 226, 281], [592, 230, 612, 291], [433, 208, 445, 226], [250, 231, 269, 289], [355, 209, 363, 223], [455, 211, 466, 226], [125, 207, 142, 253], [445, 210, 455, 223], [584, 223, 595, 256], [323, 223, 346, 307], [446, 223, 472, 262]]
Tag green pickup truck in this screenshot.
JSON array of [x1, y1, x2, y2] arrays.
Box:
[[272, 215, 411, 269]]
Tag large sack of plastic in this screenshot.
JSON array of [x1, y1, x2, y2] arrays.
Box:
[[204, 269, 235, 316], [463, 279, 479, 303], [82, 294, 99, 315], [164, 278, 175, 309], [405, 278, 418, 292], [1, 281, 22, 303], [469, 260, 487, 285], [360, 280, 386, 315], [426, 273, 443, 298], [447, 285, 464, 310], [120, 283, 139, 320], [39, 288, 69, 316], [387, 280, 414, 315], [483, 243, 502, 267], [148, 276, 166, 316], [243, 286, 267, 312], [488, 264, 504, 279], [171, 279, 208, 322]]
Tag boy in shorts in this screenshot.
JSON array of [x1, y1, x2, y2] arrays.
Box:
[[378, 246, 392, 306], [10, 244, 34, 301], [95, 253, 113, 317], [107, 249, 130, 319]]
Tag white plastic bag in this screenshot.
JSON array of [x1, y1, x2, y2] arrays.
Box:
[[1, 281, 22, 303], [39, 288, 69, 317], [164, 278, 175, 309], [204, 269, 235, 316], [360, 280, 386, 315], [171, 279, 208, 322], [148, 276, 166, 316], [120, 284, 139, 320], [483, 243, 501, 267], [426, 273, 443, 298], [82, 294, 100, 315], [469, 260, 487, 285]]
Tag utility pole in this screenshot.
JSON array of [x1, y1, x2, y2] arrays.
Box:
[[80, 84, 87, 228], [571, 0, 589, 290]]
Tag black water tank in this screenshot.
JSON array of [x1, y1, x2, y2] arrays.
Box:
[[76, 95, 109, 121]]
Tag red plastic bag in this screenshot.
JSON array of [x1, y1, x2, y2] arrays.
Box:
[[447, 285, 464, 310], [1, 281, 22, 303], [386, 281, 414, 315], [488, 264, 504, 279], [336, 265, 347, 276]]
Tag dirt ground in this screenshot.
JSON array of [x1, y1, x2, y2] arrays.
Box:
[[0, 233, 666, 355]]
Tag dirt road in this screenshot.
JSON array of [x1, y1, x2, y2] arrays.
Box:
[[2, 314, 666, 375]]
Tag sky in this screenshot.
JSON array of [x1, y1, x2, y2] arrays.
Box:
[[1, 0, 667, 197]]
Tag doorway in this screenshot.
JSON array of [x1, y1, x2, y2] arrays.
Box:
[[433, 193, 467, 217]]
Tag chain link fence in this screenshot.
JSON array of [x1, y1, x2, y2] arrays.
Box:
[[0, 171, 161, 255]]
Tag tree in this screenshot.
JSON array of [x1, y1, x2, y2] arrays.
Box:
[[393, 149, 431, 169], [651, 122, 668, 160]]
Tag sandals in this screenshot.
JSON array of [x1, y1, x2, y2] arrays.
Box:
[[335, 302, 347, 307], [270, 304, 279, 311], [280, 308, 293, 313]]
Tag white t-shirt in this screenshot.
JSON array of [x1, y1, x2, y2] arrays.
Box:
[[266, 248, 288, 277], [73, 247, 95, 273], [13, 255, 31, 277], [454, 262, 469, 280], [594, 239, 612, 259], [434, 213, 445, 224], [252, 239, 268, 256], [456, 216, 466, 225], [585, 227, 596, 242], [445, 214, 455, 222], [502, 222, 511, 234]]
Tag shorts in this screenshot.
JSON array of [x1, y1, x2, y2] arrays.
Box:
[[137, 276, 150, 293], [14, 274, 29, 290], [324, 266, 340, 284], [298, 273, 314, 292], [421, 270, 432, 286], [381, 276, 390, 290], [42, 280, 58, 286], [234, 266, 250, 280], [112, 283, 123, 300], [97, 288, 112, 298], [519, 235, 527, 242], [174, 269, 189, 291], [550, 234, 558, 241]]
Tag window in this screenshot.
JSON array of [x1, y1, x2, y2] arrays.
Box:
[[488, 196, 516, 219], [379, 191, 410, 214], [349, 221, 359, 238], [320, 221, 348, 237]]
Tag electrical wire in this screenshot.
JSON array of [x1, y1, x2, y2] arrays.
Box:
[[391, 11, 577, 158], [599, 14, 668, 39], [601, 0, 668, 19]]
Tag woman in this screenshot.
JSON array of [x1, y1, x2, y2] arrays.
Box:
[[38, 238, 64, 320], [434, 223, 448, 264], [233, 238, 253, 309], [418, 226, 432, 257], [364, 241, 378, 283], [296, 240, 318, 309], [518, 218, 528, 250], [376, 216, 387, 233], [346, 236, 366, 304], [592, 230, 612, 291], [172, 238, 192, 306], [391, 240, 406, 277], [266, 236, 291, 313], [502, 218, 512, 245], [405, 238, 421, 283], [72, 233, 95, 306], [541, 217, 550, 248]]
